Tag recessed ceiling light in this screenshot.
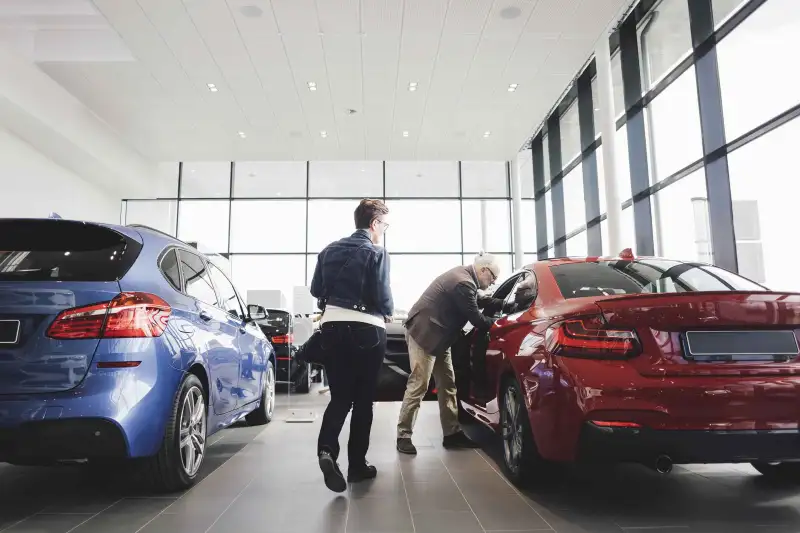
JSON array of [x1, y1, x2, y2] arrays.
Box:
[[238, 131, 246, 138], [307, 82, 317, 91], [408, 82, 418, 92], [508, 83, 519, 92], [483, 131, 491, 137], [402, 131, 409, 137], [320, 130, 327, 138], [207, 83, 218, 92]]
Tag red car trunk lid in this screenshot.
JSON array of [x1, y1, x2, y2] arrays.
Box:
[[595, 292, 800, 377]]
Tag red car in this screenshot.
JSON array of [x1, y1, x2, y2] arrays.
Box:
[[456, 252, 800, 486]]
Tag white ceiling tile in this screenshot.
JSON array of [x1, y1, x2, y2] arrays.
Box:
[[17, 0, 630, 161]]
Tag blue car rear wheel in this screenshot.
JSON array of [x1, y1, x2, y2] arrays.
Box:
[[140, 373, 207, 492]]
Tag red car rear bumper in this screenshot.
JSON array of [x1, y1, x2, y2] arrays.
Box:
[[525, 358, 800, 464]]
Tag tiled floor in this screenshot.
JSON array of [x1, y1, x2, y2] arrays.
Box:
[[3, 388, 800, 533]]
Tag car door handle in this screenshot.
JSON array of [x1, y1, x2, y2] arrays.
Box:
[[199, 311, 213, 322]]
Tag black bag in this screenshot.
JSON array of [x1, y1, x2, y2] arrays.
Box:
[[295, 328, 327, 366]]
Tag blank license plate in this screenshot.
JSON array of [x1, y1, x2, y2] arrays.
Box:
[[685, 330, 799, 361], [0, 320, 20, 344]]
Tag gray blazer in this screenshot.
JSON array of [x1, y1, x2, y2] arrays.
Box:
[[404, 265, 499, 357]]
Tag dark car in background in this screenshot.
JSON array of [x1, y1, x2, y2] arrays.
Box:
[[377, 321, 437, 402], [259, 309, 313, 393]]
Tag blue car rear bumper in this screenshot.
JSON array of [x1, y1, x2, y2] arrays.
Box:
[[0, 338, 185, 462]]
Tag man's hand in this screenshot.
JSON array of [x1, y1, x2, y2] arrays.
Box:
[[384, 315, 393, 324]]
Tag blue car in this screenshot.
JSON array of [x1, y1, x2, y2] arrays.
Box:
[[0, 219, 276, 491]]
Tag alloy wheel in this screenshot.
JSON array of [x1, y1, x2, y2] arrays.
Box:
[[265, 367, 276, 418], [179, 386, 206, 477], [502, 387, 523, 475]]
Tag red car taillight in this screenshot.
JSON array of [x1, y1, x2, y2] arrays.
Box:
[[271, 334, 294, 345], [546, 315, 640, 359], [47, 292, 171, 340]]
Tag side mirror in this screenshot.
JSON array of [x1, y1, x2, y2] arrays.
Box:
[[248, 304, 268, 321]]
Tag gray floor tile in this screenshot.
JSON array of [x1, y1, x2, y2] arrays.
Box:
[[406, 481, 471, 513], [7, 397, 800, 533], [412, 510, 484, 533], [467, 493, 552, 531], [2, 513, 93, 533], [346, 498, 414, 533], [68, 499, 175, 533]]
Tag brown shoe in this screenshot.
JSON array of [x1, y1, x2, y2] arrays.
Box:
[[396, 438, 417, 455], [443, 431, 481, 449]]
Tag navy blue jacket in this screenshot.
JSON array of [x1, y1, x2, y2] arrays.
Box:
[[310, 230, 394, 318]]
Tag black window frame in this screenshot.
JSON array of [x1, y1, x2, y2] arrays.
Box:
[[177, 248, 220, 308], [157, 247, 184, 293], [206, 260, 246, 320]]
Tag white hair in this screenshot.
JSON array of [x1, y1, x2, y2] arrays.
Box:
[[473, 252, 500, 277]]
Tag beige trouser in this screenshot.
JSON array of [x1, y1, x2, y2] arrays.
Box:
[[397, 332, 460, 439]]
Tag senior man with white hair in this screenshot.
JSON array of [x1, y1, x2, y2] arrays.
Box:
[[396, 252, 504, 455]]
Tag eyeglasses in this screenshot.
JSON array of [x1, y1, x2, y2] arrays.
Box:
[[485, 267, 498, 284]]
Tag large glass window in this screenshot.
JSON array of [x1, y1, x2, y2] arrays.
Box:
[[385, 162, 459, 197], [520, 200, 537, 254], [385, 200, 461, 253], [639, 0, 692, 90], [544, 190, 554, 246], [596, 127, 632, 212], [231, 255, 307, 303], [562, 165, 586, 235], [652, 170, 712, 262], [307, 200, 358, 253], [177, 200, 230, 253], [181, 162, 231, 198], [713, 0, 749, 29], [309, 161, 383, 198], [519, 150, 535, 199], [234, 161, 307, 198], [611, 52, 625, 118], [717, 0, 800, 141], [542, 135, 551, 186], [124, 200, 177, 236], [727, 115, 800, 292], [560, 102, 582, 166], [461, 200, 512, 253], [229, 200, 306, 253], [461, 161, 508, 198], [645, 67, 703, 183], [566, 231, 588, 257], [390, 255, 462, 312]]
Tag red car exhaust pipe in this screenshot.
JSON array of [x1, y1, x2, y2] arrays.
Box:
[[653, 454, 673, 474]]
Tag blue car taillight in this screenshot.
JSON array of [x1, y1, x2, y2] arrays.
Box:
[[47, 292, 171, 339]]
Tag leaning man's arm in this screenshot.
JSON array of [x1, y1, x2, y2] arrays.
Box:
[[455, 283, 494, 330]]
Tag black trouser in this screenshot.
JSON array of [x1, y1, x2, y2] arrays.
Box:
[[317, 321, 386, 466]]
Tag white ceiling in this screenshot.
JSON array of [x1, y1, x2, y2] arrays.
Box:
[[6, 0, 631, 162]]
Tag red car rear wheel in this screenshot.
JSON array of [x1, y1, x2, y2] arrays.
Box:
[[500, 378, 559, 487]]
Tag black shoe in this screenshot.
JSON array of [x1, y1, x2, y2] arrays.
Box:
[[396, 438, 417, 455], [318, 451, 347, 493], [348, 462, 378, 483], [443, 431, 481, 450]]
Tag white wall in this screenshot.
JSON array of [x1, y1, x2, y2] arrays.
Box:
[[0, 128, 120, 223]]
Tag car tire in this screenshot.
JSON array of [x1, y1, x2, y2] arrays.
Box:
[[246, 361, 276, 426], [499, 378, 555, 487], [140, 373, 207, 493], [751, 462, 800, 481], [295, 363, 311, 394]]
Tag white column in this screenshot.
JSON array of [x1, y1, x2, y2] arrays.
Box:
[[595, 35, 623, 254], [509, 156, 525, 270], [480, 199, 489, 253]]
